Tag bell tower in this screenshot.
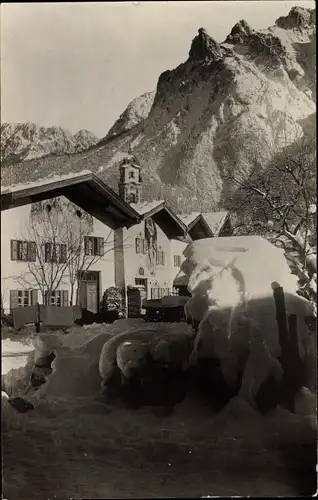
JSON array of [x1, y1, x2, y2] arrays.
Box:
[[118, 148, 142, 204]]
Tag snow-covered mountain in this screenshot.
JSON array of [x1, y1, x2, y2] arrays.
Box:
[[1, 7, 315, 213], [1, 123, 99, 164]]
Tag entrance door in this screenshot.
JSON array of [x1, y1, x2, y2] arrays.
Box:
[[78, 271, 100, 314], [86, 281, 98, 314]]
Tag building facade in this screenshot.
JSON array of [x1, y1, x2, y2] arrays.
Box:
[[1, 197, 116, 314], [1, 159, 233, 317], [114, 154, 188, 309], [0, 171, 140, 315]]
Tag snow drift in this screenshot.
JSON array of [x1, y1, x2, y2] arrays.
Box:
[[2, 320, 192, 410], [182, 236, 316, 410]]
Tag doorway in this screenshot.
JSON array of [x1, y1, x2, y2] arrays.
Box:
[[78, 271, 100, 314]]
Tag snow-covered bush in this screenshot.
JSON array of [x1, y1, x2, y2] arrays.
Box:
[[100, 286, 123, 317]]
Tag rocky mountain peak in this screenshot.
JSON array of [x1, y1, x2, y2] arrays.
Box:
[[225, 19, 253, 44], [189, 27, 223, 62], [1, 7, 316, 214], [276, 6, 315, 30]]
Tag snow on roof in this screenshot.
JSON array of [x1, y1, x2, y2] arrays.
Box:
[[179, 212, 200, 226], [178, 211, 229, 235], [130, 200, 165, 216], [182, 235, 300, 299], [201, 211, 229, 235], [1, 170, 92, 195], [184, 235, 278, 255]]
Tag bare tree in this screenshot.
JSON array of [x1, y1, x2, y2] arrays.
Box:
[[12, 197, 123, 306], [224, 135, 316, 302]]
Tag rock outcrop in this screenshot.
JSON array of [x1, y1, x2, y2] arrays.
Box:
[[1, 7, 315, 213]]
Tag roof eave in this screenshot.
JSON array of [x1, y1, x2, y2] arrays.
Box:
[[141, 202, 187, 238], [0, 173, 141, 229]]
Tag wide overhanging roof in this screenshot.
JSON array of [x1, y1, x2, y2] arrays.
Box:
[[1, 171, 141, 229], [131, 200, 187, 239]]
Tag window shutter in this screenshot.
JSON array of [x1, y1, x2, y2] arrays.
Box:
[[84, 237, 89, 255], [162, 252, 165, 266], [98, 237, 104, 256], [28, 242, 37, 262], [135, 238, 141, 254], [52, 244, 57, 263], [31, 289, 38, 305], [11, 240, 18, 261], [62, 290, 69, 307], [45, 243, 51, 262], [10, 290, 19, 310], [60, 244, 67, 263]]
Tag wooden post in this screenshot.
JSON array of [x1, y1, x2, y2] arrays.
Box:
[[272, 284, 294, 412], [288, 313, 305, 401], [288, 314, 300, 360]]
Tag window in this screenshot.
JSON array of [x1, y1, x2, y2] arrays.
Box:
[[44, 243, 67, 263], [11, 240, 36, 262], [135, 237, 147, 254], [84, 237, 104, 256], [45, 290, 69, 307], [150, 287, 169, 299], [129, 171, 135, 178], [135, 278, 146, 287], [10, 289, 38, 309], [156, 249, 165, 266], [174, 255, 182, 267]]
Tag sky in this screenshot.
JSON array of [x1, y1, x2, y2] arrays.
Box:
[[1, 1, 314, 138]]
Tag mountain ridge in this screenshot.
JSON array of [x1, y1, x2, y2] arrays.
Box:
[[1, 123, 99, 165], [1, 6, 315, 214]]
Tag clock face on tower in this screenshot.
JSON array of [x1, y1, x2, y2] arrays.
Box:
[[128, 193, 136, 203]]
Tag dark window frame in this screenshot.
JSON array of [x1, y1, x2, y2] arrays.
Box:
[[84, 236, 104, 257], [174, 255, 181, 267], [44, 289, 69, 307], [44, 242, 68, 263], [11, 240, 37, 262], [156, 249, 165, 266]]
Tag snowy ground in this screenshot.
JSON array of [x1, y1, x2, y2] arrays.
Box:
[[2, 321, 316, 499], [2, 337, 34, 375]]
